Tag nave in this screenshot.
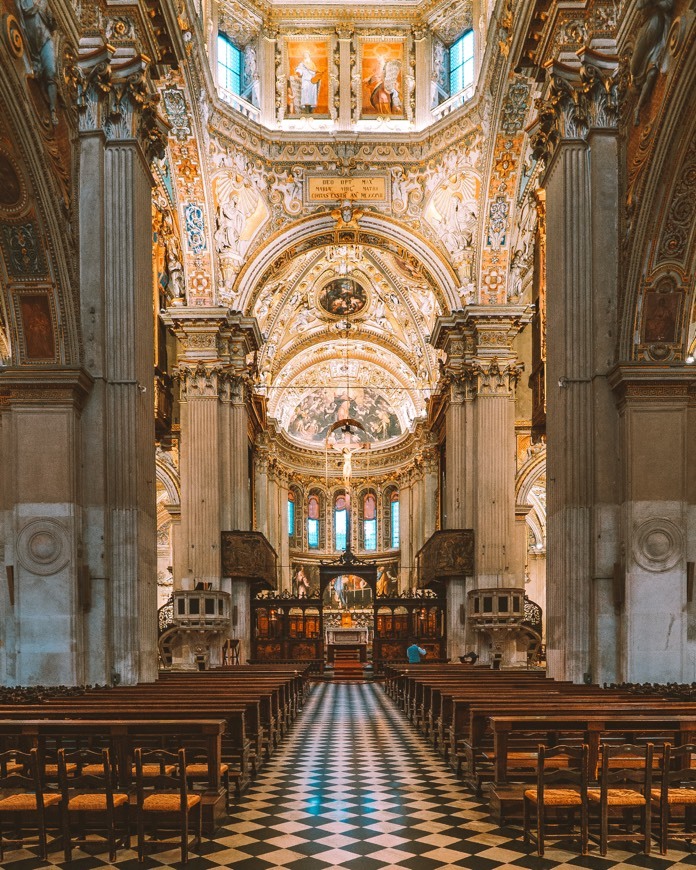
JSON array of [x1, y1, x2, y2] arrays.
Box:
[[4, 682, 696, 870]]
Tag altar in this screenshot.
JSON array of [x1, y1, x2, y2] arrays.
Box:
[[325, 626, 370, 664]]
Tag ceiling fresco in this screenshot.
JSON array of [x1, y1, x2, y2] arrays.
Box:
[[251, 240, 440, 450]]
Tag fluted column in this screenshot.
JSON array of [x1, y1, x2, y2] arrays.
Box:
[[399, 470, 413, 591], [422, 443, 440, 541], [169, 312, 261, 589], [73, 41, 168, 684], [277, 470, 290, 592], [534, 53, 621, 682], [337, 25, 352, 131], [254, 440, 270, 538], [267, 461, 280, 559]]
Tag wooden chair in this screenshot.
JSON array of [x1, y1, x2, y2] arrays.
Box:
[[651, 742, 696, 854], [588, 742, 654, 856], [184, 751, 231, 814], [134, 747, 202, 865], [0, 748, 62, 860], [523, 743, 589, 856], [58, 747, 130, 862]]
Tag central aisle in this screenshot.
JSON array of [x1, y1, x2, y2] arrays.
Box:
[[219, 681, 496, 868]]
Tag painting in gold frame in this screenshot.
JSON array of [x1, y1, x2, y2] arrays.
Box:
[[360, 40, 406, 119], [285, 38, 331, 118]]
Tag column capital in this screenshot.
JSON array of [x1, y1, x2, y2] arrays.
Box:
[[167, 308, 262, 369], [532, 47, 619, 166], [67, 37, 170, 162]]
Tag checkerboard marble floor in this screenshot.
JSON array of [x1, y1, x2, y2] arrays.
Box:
[[3, 680, 696, 868]]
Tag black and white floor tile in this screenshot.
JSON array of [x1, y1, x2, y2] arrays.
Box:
[[2, 681, 695, 868]]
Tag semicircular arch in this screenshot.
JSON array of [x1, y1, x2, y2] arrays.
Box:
[[235, 212, 462, 316]]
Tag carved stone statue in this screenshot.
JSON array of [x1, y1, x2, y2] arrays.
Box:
[[15, 0, 58, 125], [630, 0, 674, 125], [215, 194, 245, 255], [244, 44, 261, 108], [165, 242, 185, 303]]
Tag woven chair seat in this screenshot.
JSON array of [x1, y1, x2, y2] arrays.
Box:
[[80, 764, 108, 776], [142, 793, 201, 812], [588, 787, 645, 806], [0, 793, 62, 810], [45, 763, 77, 776], [185, 763, 229, 776], [132, 764, 176, 777], [651, 787, 696, 804], [524, 787, 583, 806], [68, 793, 129, 811]]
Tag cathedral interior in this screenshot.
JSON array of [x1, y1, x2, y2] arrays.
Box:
[[0, 0, 696, 863]]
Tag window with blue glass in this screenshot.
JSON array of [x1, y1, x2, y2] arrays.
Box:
[[308, 495, 320, 549], [288, 491, 295, 537], [390, 492, 400, 549], [449, 30, 474, 95], [363, 493, 377, 551], [217, 33, 243, 94], [335, 494, 348, 551]]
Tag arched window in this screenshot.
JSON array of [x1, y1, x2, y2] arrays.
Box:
[[363, 493, 377, 551], [334, 494, 348, 551], [308, 495, 320, 549], [288, 491, 295, 538], [217, 33, 243, 95], [450, 30, 474, 95], [390, 491, 400, 549]]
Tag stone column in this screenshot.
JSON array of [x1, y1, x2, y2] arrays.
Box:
[[219, 316, 261, 533], [533, 53, 621, 682], [75, 41, 168, 684], [398, 469, 413, 591], [433, 309, 530, 661], [468, 311, 527, 588], [276, 469, 290, 592], [266, 460, 280, 561], [260, 27, 278, 127], [431, 318, 475, 530], [413, 27, 431, 129], [169, 311, 261, 589], [254, 437, 270, 539], [337, 25, 353, 132], [422, 442, 440, 541]]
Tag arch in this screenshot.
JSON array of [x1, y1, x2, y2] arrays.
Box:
[[516, 446, 546, 551], [234, 212, 462, 316], [619, 47, 696, 361], [155, 453, 181, 506], [0, 61, 80, 368]]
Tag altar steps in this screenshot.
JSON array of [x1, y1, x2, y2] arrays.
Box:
[[332, 649, 365, 680]]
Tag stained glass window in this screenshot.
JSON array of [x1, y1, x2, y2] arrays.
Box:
[[217, 33, 242, 95], [450, 30, 474, 95], [390, 492, 400, 549], [364, 493, 377, 551]]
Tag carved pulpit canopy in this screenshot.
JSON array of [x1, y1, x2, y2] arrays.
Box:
[[417, 529, 474, 587], [221, 531, 277, 589]]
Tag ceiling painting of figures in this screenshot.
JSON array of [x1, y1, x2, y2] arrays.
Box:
[[287, 386, 402, 445], [318, 277, 368, 317]]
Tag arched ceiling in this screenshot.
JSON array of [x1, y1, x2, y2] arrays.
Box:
[[254, 239, 443, 448]]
